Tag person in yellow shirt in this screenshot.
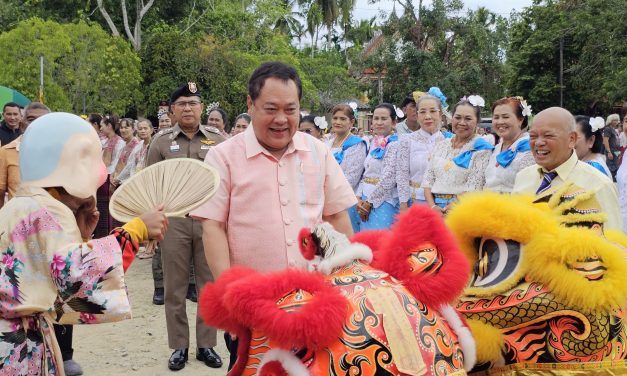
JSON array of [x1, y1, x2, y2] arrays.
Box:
[[513, 107, 622, 230]]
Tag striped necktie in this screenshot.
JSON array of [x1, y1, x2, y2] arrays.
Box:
[[536, 171, 558, 194]]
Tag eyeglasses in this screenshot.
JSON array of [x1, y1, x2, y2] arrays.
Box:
[[172, 101, 202, 109]]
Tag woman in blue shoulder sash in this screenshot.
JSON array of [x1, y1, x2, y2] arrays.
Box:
[[484, 96, 535, 193], [574, 115, 611, 177], [423, 98, 492, 215], [356, 103, 400, 230], [325, 104, 367, 231]]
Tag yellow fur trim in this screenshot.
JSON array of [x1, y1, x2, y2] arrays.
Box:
[[524, 226, 627, 312], [605, 229, 627, 250], [560, 213, 607, 224], [467, 319, 504, 363], [446, 192, 558, 267]]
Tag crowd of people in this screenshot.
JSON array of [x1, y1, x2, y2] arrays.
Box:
[[0, 60, 626, 375]]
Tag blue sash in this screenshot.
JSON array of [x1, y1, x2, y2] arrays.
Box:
[[586, 160, 609, 176], [453, 137, 494, 169], [334, 135, 367, 165], [369, 134, 398, 160], [496, 138, 531, 168]]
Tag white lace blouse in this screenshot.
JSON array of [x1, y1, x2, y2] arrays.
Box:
[[328, 138, 367, 193], [356, 139, 400, 208], [484, 134, 535, 193], [421, 136, 491, 194], [397, 129, 444, 203]]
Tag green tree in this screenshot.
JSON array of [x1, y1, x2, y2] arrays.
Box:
[[506, 0, 626, 114], [0, 18, 141, 114]]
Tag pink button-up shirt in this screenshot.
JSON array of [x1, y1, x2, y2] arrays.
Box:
[[190, 125, 357, 272]]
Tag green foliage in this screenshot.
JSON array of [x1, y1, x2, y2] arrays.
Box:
[[506, 0, 626, 114], [359, 1, 508, 112], [0, 18, 141, 114]]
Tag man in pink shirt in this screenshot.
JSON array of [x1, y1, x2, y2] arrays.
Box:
[[190, 61, 356, 367]]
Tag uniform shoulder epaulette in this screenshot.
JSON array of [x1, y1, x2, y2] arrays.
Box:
[[204, 125, 221, 135], [154, 127, 174, 139]]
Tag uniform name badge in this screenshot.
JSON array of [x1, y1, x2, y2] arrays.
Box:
[[170, 142, 180, 152], [201, 144, 211, 150]]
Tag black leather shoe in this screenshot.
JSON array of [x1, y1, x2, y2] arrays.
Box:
[[186, 285, 197, 303], [153, 287, 164, 305], [168, 348, 188, 371], [196, 347, 222, 368]]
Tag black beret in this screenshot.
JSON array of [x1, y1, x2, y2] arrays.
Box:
[[170, 82, 201, 104], [158, 100, 169, 107]]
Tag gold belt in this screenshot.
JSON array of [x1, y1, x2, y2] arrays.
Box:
[[410, 181, 421, 188], [364, 177, 380, 185], [434, 193, 456, 200]]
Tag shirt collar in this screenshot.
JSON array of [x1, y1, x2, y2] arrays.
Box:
[[244, 123, 310, 159], [538, 150, 578, 179]]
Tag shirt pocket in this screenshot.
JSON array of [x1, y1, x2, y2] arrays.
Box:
[[299, 164, 324, 206]]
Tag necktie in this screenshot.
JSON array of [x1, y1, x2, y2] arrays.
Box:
[[536, 171, 558, 194]]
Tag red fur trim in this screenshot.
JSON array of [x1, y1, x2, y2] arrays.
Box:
[[259, 361, 288, 376], [298, 228, 316, 260], [227, 330, 252, 376], [372, 205, 470, 307], [199, 267, 257, 334], [224, 269, 347, 350], [350, 230, 388, 264]]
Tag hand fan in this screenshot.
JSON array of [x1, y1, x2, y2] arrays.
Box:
[[109, 158, 220, 223]]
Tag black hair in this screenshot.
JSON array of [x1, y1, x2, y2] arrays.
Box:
[[452, 100, 481, 122], [88, 113, 102, 125], [235, 113, 251, 125], [374, 103, 397, 121], [2, 101, 20, 112], [208, 107, 229, 132], [248, 61, 302, 101], [300, 115, 320, 129], [575, 115, 604, 154], [102, 114, 121, 136]]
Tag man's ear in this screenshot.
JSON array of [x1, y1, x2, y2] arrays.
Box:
[[568, 131, 577, 148], [246, 95, 253, 114]]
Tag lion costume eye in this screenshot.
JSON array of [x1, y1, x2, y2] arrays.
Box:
[[471, 238, 522, 288]]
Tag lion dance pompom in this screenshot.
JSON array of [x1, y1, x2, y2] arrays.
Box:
[[200, 205, 476, 375]]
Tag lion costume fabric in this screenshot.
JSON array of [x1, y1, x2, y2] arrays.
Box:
[[199, 206, 476, 375], [446, 189, 627, 375]]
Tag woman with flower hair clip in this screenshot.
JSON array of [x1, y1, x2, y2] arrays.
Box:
[[356, 103, 401, 230], [325, 104, 367, 231], [422, 97, 493, 215], [573, 116, 611, 176], [484, 96, 536, 193], [397, 92, 446, 210]]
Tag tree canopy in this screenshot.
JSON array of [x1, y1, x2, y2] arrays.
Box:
[[0, 0, 623, 117]]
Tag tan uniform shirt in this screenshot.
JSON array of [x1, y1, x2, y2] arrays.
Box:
[[146, 124, 224, 166], [0, 136, 21, 200]]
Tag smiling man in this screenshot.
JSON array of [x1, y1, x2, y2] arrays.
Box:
[[191, 62, 356, 368], [513, 107, 622, 230], [0, 102, 22, 146]]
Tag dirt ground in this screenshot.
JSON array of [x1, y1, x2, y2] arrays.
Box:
[[74, 257, 229, 375]]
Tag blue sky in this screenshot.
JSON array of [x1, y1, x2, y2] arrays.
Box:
[[353, 0, 534, 22]]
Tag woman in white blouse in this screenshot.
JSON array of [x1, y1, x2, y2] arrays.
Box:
[[325, 104, 367, 231], [356, 103, 400, 230], [397, 94, 445, 211], [423, 98, 492, 215], [484, 97, 535, 193]]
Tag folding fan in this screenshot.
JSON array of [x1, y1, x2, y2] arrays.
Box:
[[110, 158, 220, 223]]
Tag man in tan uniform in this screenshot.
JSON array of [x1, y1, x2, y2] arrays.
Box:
[[146, 82, 224, 371]]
